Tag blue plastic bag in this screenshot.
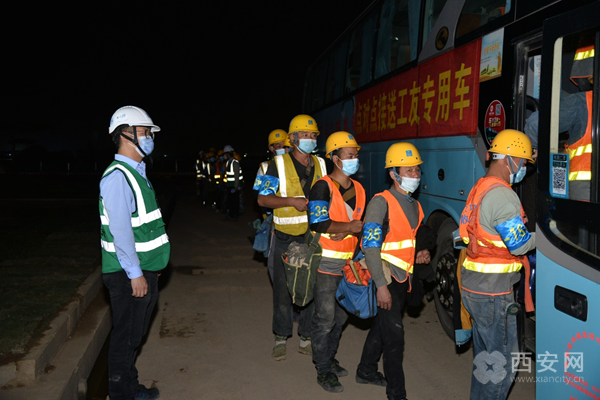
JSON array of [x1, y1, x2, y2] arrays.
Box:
[[252, 214, 272, 256], [336, 271, 377, 319]]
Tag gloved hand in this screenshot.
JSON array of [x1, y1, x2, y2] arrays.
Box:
[[230, 188, 235, 193]]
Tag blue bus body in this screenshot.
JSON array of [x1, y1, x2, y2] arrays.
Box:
[[305, 1, 600, 398]]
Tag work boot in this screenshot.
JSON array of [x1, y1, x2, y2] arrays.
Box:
[[272, 342, 287, 361], [317, 372, 344, 393], [298, 336, 312, 355], [356, 369, 387, 387], [331, 359, 348, 377], [134, 384, 160, 400]]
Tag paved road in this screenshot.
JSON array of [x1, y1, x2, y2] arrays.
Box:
[[131, 192, 536, 399]]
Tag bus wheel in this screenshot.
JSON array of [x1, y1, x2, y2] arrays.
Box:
[[432, 218, 459, 339]]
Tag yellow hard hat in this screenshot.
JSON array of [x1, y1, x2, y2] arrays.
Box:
[[488, 129, 533, 161], [288, 114, 320, 135], [325, 131, 361, 158], [385, 142, 423, 167], [268, 129, 287, 146]]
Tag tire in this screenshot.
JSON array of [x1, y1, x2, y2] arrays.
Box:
[[432, 218, 459, 340]]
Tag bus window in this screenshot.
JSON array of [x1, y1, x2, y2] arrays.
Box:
[[553, 30, 595, 203], [422, 0, 445, 46], [548, 29, 598, 253], [374, 0, 420, 79], [457, 0, 511, 38], [326, 40, 349, 104], [346, 10, 378, 92]]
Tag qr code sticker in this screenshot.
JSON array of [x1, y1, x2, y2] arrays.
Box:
[[553, 168, 566, 195]]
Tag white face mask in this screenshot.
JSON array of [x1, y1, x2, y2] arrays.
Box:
[[394, 170, 420, 193], [399, 176, 420, 193]]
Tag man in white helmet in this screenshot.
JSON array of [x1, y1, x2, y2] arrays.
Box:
[[100, 105, 170, 400]]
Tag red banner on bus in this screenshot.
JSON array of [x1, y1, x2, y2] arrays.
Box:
[[354, 40, 481, 143]]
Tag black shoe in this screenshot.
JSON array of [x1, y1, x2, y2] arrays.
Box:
[[223, 215, 238, 221], [134, 384, 160, 400], [356, 370, 387, 387], [317, 371, 344, 393], [331, 359, 348, 377]]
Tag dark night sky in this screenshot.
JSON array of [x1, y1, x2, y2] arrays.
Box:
[[4, 1, 371, 161]]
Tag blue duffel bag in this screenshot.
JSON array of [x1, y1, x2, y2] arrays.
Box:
[[336, 260, 377, 319]]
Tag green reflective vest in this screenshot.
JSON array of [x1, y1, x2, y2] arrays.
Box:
[[99, 161, 170, 273]]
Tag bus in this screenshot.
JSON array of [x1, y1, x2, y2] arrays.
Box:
[[304, 0, 600, 397]]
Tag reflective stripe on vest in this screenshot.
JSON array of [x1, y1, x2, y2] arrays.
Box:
[[574, 47, 595, 60], [381, 253, 413, 271], [462, 260, 523, 273], [273, 214, 308, 225], [260, 161, 269, 175], [568, 91, 592, 181], [316, 175, 366, 260], [381, 239, 415, 251], [378, 190, 423, 273], [273, 153, 326, 236], [101, 233, 169, 253], [226, 159, 244, 185]]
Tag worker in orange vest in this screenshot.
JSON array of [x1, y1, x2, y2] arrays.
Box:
[[357, 142, 430, 400], [459, 129, 535, 400], [308, 131, 365, 393]]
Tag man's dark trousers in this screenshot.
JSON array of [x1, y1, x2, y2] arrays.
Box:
[[103, 270, 159, 400]]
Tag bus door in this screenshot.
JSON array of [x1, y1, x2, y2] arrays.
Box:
[[535, 2, 600, 398], [512, 31, 543, 355]]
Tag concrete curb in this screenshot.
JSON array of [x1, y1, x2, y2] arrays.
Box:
[[0, 265, 104, 387], [1, 287, 112, 400]]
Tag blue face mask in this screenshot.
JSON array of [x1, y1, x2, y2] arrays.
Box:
[[511, 166, 527, 184], [275, 148, 286, 156], [297, 139, 317, 154], [336, 157, 360, 176], [508, 157, 526, 184], [137, 137, 154, 156]]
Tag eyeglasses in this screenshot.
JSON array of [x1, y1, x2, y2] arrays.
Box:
[[140, 130, 154, 140]]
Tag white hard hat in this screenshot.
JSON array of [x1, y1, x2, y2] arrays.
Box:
[[108, 105, 161, 134], [223, 145, 234, 153]]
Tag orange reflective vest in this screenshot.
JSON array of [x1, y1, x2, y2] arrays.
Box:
[[568, 90, 592, 181], [317, 175, 366, 260], [459, 176, 534, 311], [378, 190, 423, 277]]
